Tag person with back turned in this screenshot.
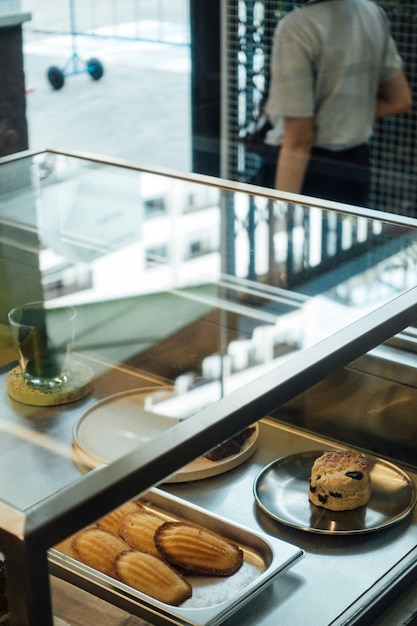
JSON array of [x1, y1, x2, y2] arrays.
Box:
[[259, 0, 413, 206]]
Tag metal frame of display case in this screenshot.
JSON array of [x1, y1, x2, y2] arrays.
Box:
[[2, 149, 417, 625]]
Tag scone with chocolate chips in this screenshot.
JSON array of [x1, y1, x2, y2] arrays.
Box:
[[308, 449, 371, 511]]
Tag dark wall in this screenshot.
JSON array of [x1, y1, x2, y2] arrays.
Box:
[[0, 25, 29, 157], [189, 0, 221, 177]]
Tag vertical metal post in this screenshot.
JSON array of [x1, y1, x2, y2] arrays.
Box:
[[248, 195, 257, 281], [68, 0, 78, 72], [221, 191, 236, 277], [3, 534, 53, 626]]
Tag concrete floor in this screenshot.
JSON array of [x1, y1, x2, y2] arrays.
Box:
[[22, 11, 191, 172]]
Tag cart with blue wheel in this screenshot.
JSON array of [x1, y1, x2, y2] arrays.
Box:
[[47, 0, 104, 90]]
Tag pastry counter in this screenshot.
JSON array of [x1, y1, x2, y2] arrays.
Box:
[[1, 149, 417, 625], [45, 415, 417, 626], [2, 362, 417, 626]]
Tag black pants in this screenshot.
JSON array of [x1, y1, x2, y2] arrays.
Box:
[[253, 143, 371, 207]]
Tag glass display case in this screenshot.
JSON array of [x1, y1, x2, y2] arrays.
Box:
[[1, 149, 417, 626]]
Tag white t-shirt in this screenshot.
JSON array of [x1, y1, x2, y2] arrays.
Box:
[[266, 0, 403, 150]]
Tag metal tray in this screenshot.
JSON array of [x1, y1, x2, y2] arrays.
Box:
[[49, 488, 304, 626]]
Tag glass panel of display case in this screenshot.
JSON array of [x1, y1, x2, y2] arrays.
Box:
[[1, 151, 417, 492], [1, 150, 417, 625]]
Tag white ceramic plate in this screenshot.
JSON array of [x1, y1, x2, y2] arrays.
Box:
[[72, 387, 258, 482]]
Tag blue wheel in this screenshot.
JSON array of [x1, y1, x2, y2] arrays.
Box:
[[47, 66, 65, 90], [87, 58, 104, 81]]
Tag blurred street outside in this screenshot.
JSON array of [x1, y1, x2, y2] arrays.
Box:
[[21, 0, 191, 171]]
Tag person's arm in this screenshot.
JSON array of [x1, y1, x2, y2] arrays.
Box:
[[275, 117, 315, 193], [376, 71, 413, 119]]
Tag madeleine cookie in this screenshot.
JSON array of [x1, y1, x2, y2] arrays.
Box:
[[54, 533, 78, 558], [155, 521, 243, 575], [72, 527, 130, 577], [119, 508, 165, 556], [115, 550, 192, 606], [97, 500, 142, 534]]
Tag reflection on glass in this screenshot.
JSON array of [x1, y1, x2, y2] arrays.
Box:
[[2, 151, 417, 421]]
